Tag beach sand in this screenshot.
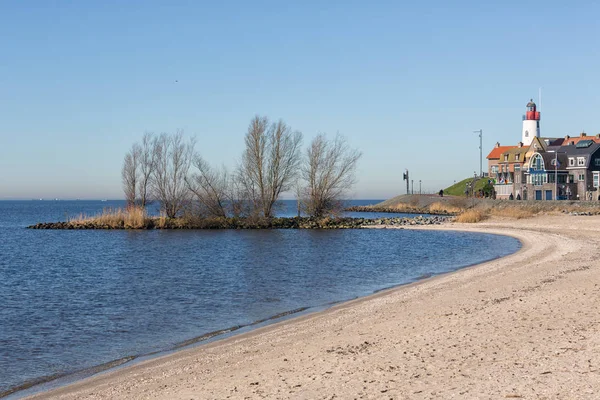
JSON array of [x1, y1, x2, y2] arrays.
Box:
[[26, 214, 600, 399]]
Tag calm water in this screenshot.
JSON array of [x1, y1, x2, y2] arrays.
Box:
[[0, 200, 521, 397]]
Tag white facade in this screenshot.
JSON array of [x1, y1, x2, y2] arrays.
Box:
[[522, 119, 540, 146]]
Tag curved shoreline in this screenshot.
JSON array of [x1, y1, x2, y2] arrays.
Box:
[[6, 230, 517, 399], [20, 215, 600, 399]]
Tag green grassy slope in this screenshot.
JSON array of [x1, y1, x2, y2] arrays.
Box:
[[444, 177, 488, 197]]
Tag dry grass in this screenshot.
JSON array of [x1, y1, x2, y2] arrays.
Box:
[[392, 203, 420, 212], [428, 201, 464, 214], [156, 212, 168, 229], [68, 206, 148, 228], [489, 207, 536, 219], [455, 209, 488, 223]]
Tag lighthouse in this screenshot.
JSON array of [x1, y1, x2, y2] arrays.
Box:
[[522, 99, 541, 146]]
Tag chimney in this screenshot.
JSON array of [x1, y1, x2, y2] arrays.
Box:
[[518, 142, 523, 148], [565, 135, 570, 140], [495, 142, 500, 148], [581, 132, 587, 137]]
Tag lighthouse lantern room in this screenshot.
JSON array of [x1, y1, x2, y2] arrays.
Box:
[[522, 99, 541, 146]]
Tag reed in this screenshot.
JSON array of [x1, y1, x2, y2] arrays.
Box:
[[68, 206, 148, 228], [489, 207, 536, 219], [428, 201, 464, 214], [392, 203, 420, 212], [455, 209, 487, 223], [156, 211, 168, 229]]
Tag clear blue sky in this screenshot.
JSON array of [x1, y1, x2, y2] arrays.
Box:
[[1, 1, 599, 199]]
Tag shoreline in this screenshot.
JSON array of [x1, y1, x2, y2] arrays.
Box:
[[20, 214, 600, 399], [7, 228, 515, 399]]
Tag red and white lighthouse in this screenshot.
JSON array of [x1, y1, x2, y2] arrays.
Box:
[[522, 99, 541, 146]]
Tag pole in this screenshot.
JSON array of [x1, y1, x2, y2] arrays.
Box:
[[474, 129, 483, 177], [555, 151, 558, 200], [419, 180, 422, 195], [411, 180, 414, 195], [404, 169, 409, 195]]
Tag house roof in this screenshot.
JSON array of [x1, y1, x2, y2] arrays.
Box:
[[499, 146, 529, 163], [551, 135, 600, 146], [540, 152, 569, 171], [559, 142, 600, 168], [487, 146, 516, 160]]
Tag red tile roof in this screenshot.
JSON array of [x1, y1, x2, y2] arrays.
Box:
[[554, 136, 600, 146], [486, 146, 517, 160]]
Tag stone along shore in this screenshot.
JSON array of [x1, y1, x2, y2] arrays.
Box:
[[28, 215, 451, 230], [24, 214, 600, 399]]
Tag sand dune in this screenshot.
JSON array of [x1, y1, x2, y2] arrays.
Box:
[[26, 215, 600, 399]]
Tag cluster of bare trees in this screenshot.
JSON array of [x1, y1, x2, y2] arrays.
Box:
[[121, 116, 361, 219]]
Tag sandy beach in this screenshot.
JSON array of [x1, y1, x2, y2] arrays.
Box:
[[25, 214, 600, 399]]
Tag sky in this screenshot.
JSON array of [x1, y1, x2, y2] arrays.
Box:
[[1, 0, 599, 200]]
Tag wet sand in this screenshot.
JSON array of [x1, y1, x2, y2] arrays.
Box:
[[26, 215, 600, 399]]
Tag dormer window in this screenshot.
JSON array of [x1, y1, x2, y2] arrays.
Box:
[[515, 154, 520, 161], [578, 157, 586, 166], [504, 154, 509, 161], [569, 158, 575, 166]]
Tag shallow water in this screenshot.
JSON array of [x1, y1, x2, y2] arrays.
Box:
[[0, 200, 520, 397]]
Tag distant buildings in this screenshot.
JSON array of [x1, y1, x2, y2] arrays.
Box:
[[486, 99, 600, 200]]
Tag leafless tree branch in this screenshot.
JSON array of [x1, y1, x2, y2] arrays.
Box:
[[151, 131, 196, 218], [238, 116, 303, 217], [302, 133, 362, 218], [121, 143, 141, 207]]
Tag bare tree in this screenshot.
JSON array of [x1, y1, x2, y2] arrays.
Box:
[[152, 131, 196, 218], [121, 143, 141, 207], [238, 116, 303, 217], [186, 155, 230, 218], [137, 132, 155, 208], [302, 134, 362, 218]]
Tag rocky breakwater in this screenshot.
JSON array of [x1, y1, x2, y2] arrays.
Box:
[[361, 215, 451, 227], [345, 205, 456, 216], [28, 215, 452, 230]]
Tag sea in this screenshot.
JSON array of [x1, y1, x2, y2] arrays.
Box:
[[0, 200, 521, 398]]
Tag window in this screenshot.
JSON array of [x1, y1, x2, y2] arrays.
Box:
[[515, 154, 520, 161], [558, 175, 567, 184], [491, 165, 498, 173], [525, 130, 529, 137], [594, 172, 599, 188], [529, 153, 544, 171], [595, 158, 600, 167], [531, 174, 545, 185], [579, 174, 585, 181], [578, 157, 585, 166], [569, 158, 575, 166], [569, 174, 574, 183], [515, 164, 521, 172], [504, 154, 509, 161]]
